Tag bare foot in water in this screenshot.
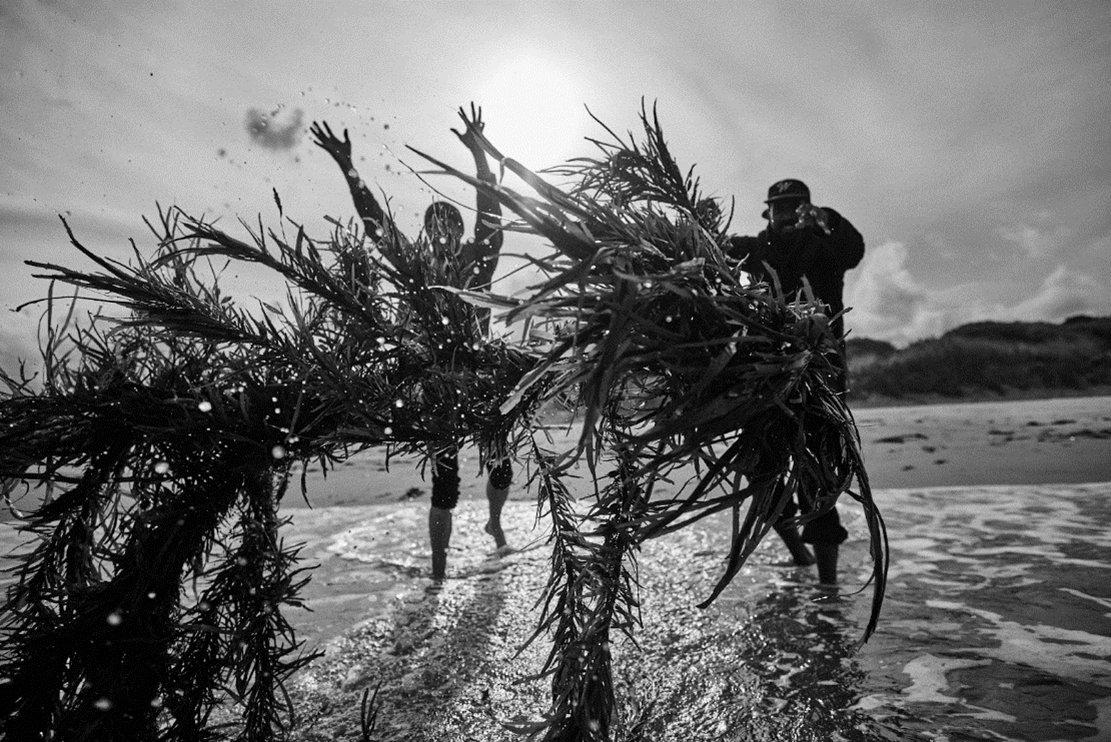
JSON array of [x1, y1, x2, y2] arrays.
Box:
[[485, 520, 508, 550]]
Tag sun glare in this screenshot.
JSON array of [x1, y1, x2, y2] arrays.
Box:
[[474, 53, 591, 172]]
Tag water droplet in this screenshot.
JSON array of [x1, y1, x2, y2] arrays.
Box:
[[236, 557, 248, 567], [197, 401, 212, 412], [271, 445, 287, 460], [154, 462, 170, 475], [394, 399, 404, 408], [147, 591, 156, 599], [441, 317, 449, 325], [107, 611, 122, 626], [95, 697, 113, 711], [383, 427, 393, 435]]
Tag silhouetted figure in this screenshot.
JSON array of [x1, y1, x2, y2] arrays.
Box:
[[728, 179, 865, 584], [311, 105, 513, 580]]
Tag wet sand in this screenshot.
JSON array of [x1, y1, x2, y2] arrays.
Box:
[[3, 395, 1110, 740], [273, 395, 1111, 514]]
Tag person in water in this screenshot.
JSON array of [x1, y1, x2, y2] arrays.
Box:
[[727, 178, 865, 584], [311, 104, 513, 580]]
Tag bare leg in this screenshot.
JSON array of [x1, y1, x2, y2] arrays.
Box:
[[774, 522, 816, 566], [814, 543, 839, 585], [484, 477, 509, 550], [429, 506, 453, 580]]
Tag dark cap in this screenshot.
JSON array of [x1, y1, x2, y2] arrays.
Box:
[[764, 179, 810, 204]]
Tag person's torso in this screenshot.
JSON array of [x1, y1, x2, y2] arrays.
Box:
[[758, 229, 845, 309]]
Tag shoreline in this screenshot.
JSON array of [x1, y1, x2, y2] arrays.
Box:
[[271, 393, 1111, 513]]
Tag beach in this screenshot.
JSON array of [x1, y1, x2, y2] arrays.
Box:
[[3, 395, 1110, 740]]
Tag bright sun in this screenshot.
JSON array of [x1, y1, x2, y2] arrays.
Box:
[[474, 53, 592, 172]]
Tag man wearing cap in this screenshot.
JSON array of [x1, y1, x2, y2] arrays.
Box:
[[728, 178, 865, 584]]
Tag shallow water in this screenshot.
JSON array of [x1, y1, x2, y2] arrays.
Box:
[[277, 482, 1110, 741], [2, 482, 1108, 740], [844, 484, 1111, 742]]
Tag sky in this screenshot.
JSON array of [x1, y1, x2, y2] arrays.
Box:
[[2, 0, 1109, 374]]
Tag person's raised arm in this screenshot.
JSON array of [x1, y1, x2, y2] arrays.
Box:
[[452, 105, 503, 270], [310, 121, 389, 237], [816, 207, 865, 271]]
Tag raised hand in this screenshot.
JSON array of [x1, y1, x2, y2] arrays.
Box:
[[310, 121, 353, 165], [451, 102, 485, 153], [796, 203, 832, 235]]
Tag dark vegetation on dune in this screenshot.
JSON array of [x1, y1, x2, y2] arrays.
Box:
[[845, 315, 1111, 402]]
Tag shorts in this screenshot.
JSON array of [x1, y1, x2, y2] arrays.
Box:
[[777, 492, 848, 545], [488, 459, 513, 490]]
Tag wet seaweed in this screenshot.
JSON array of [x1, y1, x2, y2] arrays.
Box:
[[413, 100, 888, 740], [0, 102, 886, 742], [0, 182, 545, 739]]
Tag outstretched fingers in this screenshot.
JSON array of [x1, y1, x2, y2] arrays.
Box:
[[452, 102, 486, 149], [461, 102, 484, 131], [309, 120, 351, 157]]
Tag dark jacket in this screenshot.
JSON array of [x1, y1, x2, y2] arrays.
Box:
[[727, 207, 864, 339]]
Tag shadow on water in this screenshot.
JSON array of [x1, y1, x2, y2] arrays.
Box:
[[281, 485, 1111, 740], [612, 563, 916, 742], [285, 506, 550, 741]]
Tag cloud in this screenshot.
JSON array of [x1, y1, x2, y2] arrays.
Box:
[[845, 241, 1111, 346], [1011, 265, 1110, 322], [997, 222, 1072, 260], [244, 107, 304, 151], [844, 241, 946, 345]]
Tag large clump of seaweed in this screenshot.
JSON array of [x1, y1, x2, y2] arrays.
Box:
[[0, 192, 545, 740], [414, 102, 888, 740], [0, 102, 886, 742]]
